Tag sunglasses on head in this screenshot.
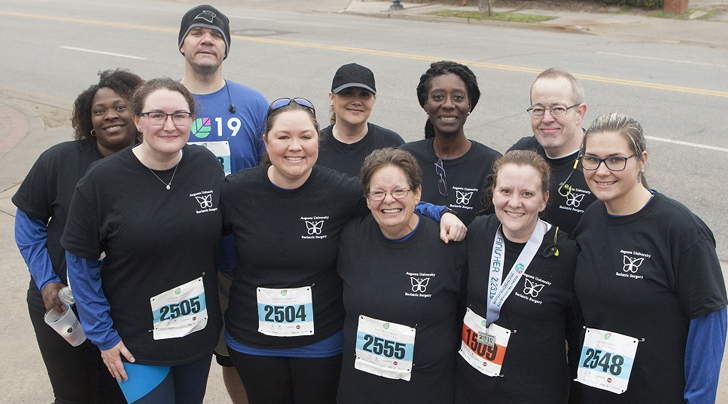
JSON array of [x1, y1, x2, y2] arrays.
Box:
[[268, 97, 316, 116]]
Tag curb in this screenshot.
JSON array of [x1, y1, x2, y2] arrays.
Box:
[[0, 102, 31, 159], [341, 9, 595, 34], [340, 1, 728, 49]]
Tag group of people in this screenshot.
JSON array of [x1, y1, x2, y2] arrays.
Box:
[[13, 4, 727, 404]]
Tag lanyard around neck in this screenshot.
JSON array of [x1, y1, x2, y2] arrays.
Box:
[[486, 220, 549, 326]]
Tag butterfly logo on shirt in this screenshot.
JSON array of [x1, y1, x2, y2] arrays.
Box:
[[523, 278, 545, 298], [305, 220, 324, 235], [565, 193, 585, 207], [195, 194, 213, 209], [623, 256, 644, 273], [411, 277, 430, 293], [455, 190, 474, 205]]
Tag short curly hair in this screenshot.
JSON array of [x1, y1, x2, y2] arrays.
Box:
[[71, 69, 144, 145], [416, 61, 480, 139]]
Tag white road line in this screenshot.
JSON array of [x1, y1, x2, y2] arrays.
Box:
[[645, 135, 728, 153], [597, 52, 727, 68], [60, 46, 146, 60]]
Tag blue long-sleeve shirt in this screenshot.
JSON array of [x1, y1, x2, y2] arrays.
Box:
[[15, 209, 62, 292], [65, 251, 121, 350], [685, 307, 727, 403]]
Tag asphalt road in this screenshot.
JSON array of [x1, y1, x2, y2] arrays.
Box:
[[1, 0, 727, 402], [1, 0, 726, 255]]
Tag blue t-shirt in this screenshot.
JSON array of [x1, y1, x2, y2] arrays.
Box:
[[187, 80, 268, 175]]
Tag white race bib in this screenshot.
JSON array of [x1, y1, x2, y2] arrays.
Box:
[[459, 308, 511, 377], [575, 328, 639, 394], [189, 141, 231, 175], [256, 286, 314, 337], [354, 315, 416, 381], [150, 277, 207, 340]]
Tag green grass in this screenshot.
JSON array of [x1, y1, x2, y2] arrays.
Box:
[[429, 9, 555, 22]]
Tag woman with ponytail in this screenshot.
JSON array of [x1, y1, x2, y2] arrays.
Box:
[[400, 61, 500, 225]]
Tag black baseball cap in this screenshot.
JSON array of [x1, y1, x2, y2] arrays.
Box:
[[331, 63, 376, 95]]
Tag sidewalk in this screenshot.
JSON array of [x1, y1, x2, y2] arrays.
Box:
[[343, 0, 728, 48]]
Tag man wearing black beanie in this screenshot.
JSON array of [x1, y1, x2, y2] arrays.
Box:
[[178, 5, 268, 404]]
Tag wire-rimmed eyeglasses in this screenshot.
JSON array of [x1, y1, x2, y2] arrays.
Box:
[[527, 104, 579, 118], [435, 158, 448, 197], [367, 189, 411, 201]]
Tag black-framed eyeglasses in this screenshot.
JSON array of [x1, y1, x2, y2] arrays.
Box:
[[527, 104, 580, 118], [268, 97, 316, 116], [580, 154, 639, 171], [435, 158, 448, 197], [367, 189, 411, 201], [140, 111, 192, 126]]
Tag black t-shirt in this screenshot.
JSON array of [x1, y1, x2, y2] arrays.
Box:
[[337, 214, 466, 404], [317, 122, 405, 178], [573, 192, 727, 403], [508, 136, 597, 235], [61, 145, 224, 365], [12, 141, 104, 313], [400, 139, 501, 225], [221, 164, 368, 349], [456, 214, 578, 404]]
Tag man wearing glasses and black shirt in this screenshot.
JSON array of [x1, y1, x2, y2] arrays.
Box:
[[508, 67, 597, 236], [509, 67, 595, 404], [178, 5, 268, 403]]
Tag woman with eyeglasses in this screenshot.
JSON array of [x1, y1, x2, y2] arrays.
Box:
[[336, 147, 467, 403], [61, 78, 225, 404], [13, 69, 142, 404], [400, 61, 501, 225], [455, 150, 579, 404], [220, 98, 464, 404], [317, 63, 405, 178], [573, 113, 726, 404]]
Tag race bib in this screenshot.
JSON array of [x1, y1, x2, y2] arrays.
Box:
[[459, 308, 510, 377], [150, 277, 207, 340], [189, 141, 231, 175], [256, 286, 314, 337], [354, 315, 416, 381], [575, 328, 639, 394]]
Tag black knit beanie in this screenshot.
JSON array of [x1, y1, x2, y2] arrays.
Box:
[[178, 5, 231, 58]]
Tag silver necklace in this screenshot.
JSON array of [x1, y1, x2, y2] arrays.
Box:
[[147, 160, 180, 190]]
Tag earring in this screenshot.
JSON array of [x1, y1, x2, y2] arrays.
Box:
[[90, 129, 97, 137]]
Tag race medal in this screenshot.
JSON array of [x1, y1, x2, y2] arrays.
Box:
[[256, 286, 314, 337], [150, 277, 207, 340], [354, 315, 416, 381], [575, 328, 639, 394], [189, 141, 231, 175], [459, 308, 510, 377]]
